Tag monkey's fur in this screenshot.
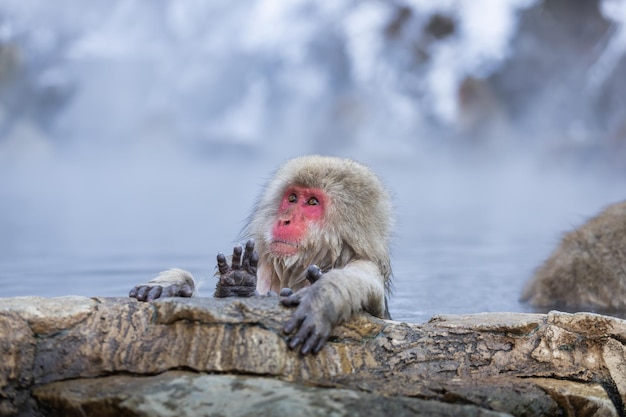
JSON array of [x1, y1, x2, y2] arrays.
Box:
[[130, 155, 393, 354], [521, 201, 626, 310], [250, 156, 392, 302]]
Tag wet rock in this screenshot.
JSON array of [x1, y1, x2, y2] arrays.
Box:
[[0, 296, 625, 416]]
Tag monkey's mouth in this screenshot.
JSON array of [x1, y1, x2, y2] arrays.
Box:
[[270, 240, 299, 257]]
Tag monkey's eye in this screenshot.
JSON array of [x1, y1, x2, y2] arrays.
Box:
[[288, 193, 297, 203], [306, 197, 319, 206]]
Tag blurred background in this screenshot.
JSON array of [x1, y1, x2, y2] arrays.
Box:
[[1, 0, 626, 322]]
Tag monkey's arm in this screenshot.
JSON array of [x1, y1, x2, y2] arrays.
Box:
[[281, 260, 386, 355], [129, 268, 196, 301]]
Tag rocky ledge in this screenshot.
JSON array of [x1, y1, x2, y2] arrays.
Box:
[[1, 296, 625, 416]]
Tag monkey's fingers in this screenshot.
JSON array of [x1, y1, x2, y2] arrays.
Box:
[[241, 239, 255, 270], [160, 284, 179, 298], [146, 285, 163, 301], [313, 332, 331, 355], [293, 317, 331, 355], [248, 252, 259, 275], [305, 265, 323, 284], [283, 309, 305, 335], [231, 245, 243, 270], [161, 284, 193, 298], [134, 286, 151, 301], [217, 252, 230, 275], [180, 284, 194, 297], [281, 293, 301, 307], [279, 288, 294, 297], [302, 331, 329, 355], [300, 333, 320, 355], [287, 315, 315, 352]]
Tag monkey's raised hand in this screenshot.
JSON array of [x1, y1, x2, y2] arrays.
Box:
[[129, 268, 195, 302], [281, 265, 337, 355], [214, 239, 258, 298]]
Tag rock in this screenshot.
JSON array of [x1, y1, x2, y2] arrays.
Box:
[[33, 372, 512, 417], [521, 200, 626, 310], [0, 296, 625, 416], [526, 378, 616, 417], [0, 296, 96, 335]]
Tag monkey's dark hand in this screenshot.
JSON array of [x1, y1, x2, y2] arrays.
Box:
[[129, 268, 195, 302], [281, 265, 336, 355], [215, 239, 258, 298]]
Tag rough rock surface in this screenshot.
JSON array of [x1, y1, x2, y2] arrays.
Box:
[[1, 296, 625, 416]]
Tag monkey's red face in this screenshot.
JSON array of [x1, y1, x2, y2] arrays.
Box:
[[270, 186, 326, 257]]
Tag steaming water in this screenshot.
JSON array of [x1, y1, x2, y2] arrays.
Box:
[[1, 0, 626, 322]]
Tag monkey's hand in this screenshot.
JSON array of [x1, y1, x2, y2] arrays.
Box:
[[215, 239, 258, 298], [129, 268, 195, 302], [281, 265, 338, 355]]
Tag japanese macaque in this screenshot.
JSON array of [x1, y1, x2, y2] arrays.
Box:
[[521, 201, 626, 311], [129, 155, 393, 354]]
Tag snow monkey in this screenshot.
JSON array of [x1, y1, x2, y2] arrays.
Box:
[[521, 200, 626, 311], [129, 155, 393, 354]]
